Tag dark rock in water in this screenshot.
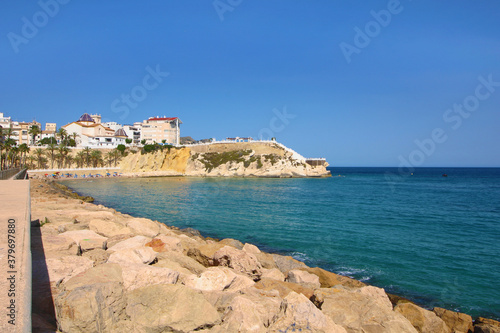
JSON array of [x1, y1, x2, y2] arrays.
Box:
[[181, 227, 202, 237], [387, 292, 415, 307], [219, 238, 244, 250]]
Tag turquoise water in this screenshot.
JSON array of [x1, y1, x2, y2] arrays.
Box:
[[64, 167, 500, 319]]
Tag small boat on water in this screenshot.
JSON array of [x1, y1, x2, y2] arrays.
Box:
[[442, 174, 448, 177]]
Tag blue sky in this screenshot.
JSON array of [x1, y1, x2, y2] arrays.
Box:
[[1, 1, 499, 167]]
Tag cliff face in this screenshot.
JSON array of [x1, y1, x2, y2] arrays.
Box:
[[118, 142, 330, 177]]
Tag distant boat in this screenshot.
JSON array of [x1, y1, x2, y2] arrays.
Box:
[[442, 174, 448, 177]]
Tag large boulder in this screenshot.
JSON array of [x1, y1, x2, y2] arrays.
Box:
[[213, 246, 263, 281], [126, 284, 221, 332], [219, 238, 244, 250], [36, 234, 78, 256], [107, 235, 151, 252], [107, 247, 157, 265], [320, 286, 418, 333], [242, 243, 261, 254], [185, 267, 254, 292], [271, 253, 308, 274], [89, 219, 131, 237], [255, 252, 278, 269], [126, 218, 160, 238], [219, 294, 281, 332], [82, 248, 110, 266], [262, 268, 286, 281], [433, 307, 473, 333], [59, 230, 108, 252], [187, 243, 227, 267], [286, 269, 321, 289], [254, 277, 315, 299], [150, 235, 183, 252], [44, 255, 94, 284], [299, 266, 366, 288], [155, 251, 206, 275], [395, 302, 449, 333], [474, 317, 500, 333], [119, 263, 179, 291], [269, 291, 347, 333], [55, 264, 126, 333]]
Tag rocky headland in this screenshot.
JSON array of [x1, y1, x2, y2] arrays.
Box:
[[118, 141, 331, 178], [30, 179, 500, 333]]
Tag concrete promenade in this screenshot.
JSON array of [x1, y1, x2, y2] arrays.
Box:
[[0, 180, 31, 332]]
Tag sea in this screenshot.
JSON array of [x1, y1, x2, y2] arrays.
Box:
[[64, 167, 500, 320]]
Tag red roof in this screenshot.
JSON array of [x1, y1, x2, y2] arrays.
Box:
[[148, 117, 179, 121]]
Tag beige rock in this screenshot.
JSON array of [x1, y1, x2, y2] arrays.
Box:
[[126, 284, 221, 332], [269, 291, 347, 333], [119, 263, 179, 291], [213, 245, 263, 281], [474, 317, 500, 333], [262, 268, 286, 281], [156, 234, 182, 252], [126, 217, 160, 238], [107, 235, 151, 252], [254, 278, 315, 299], [321, 285, 418, 333], [105, 233, 135, 248], [219, 238, 244, 249], [55, 264, 126, 333], [82, 248, 110, 266], [242, 243, 261, 254], [272, 253, 308, 274], [89, 219, 131, 237], [299, 266, 366, 288], [107, 247, 157, 265], [155, 251, 206, 275], [255, 252, 278, 269], [433, 307, 473, 333], [59, 230, 108, 252], [57, 222, 89, 233], [185, 267, 254, 292], [44, 256, 94, 284], [188, 243, 227, 266], [395, 303, 448, 333], [286, 269, 321, 289], [220, 296, 274, 332], [38, 234, 78, 255]]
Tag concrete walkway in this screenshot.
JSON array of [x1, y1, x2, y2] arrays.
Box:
[[0, 180, 31, 332]]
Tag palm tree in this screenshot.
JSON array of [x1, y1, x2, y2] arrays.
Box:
[[28, 125, 41, 146], [45, 143, 57, 169], [83, 147, 92, 167], [27, 155, 37, 169], [34, 148, 44, 169], [90, 150, 102, 168], [70, 132, 79, 146], [56, 144, 69, 169], [18, 144, 29, 167], [106, 151, 114, 167], [75, 151, 85, 168], [57, 127, 68, 145]]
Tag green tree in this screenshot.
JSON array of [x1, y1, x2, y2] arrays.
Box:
[[45, 143, 57, 169], [90, 150, 102, 168], [18, 143, 29, 167], [28, 125, 41, 145], [125, 138, 132, 144], [57, 127, 68, 144], [83, 147, 92, 167], [34, 148, 44, 169]]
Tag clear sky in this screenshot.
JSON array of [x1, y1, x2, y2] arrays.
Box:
[[1, 1, 499, 167]]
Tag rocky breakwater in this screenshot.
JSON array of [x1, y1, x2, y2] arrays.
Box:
[[119, 141, 331, 177], [31, 180, 499, 332]]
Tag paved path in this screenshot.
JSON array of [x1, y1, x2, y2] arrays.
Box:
[[0, 180, 31, 332]]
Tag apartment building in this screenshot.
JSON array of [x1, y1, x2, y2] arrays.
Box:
[[141, 116, 181, 145]]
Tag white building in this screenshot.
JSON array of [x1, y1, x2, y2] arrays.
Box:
[[141, 116, 181, 145]]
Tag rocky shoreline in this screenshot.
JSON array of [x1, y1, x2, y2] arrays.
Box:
[[31, 179, 499, 333]]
